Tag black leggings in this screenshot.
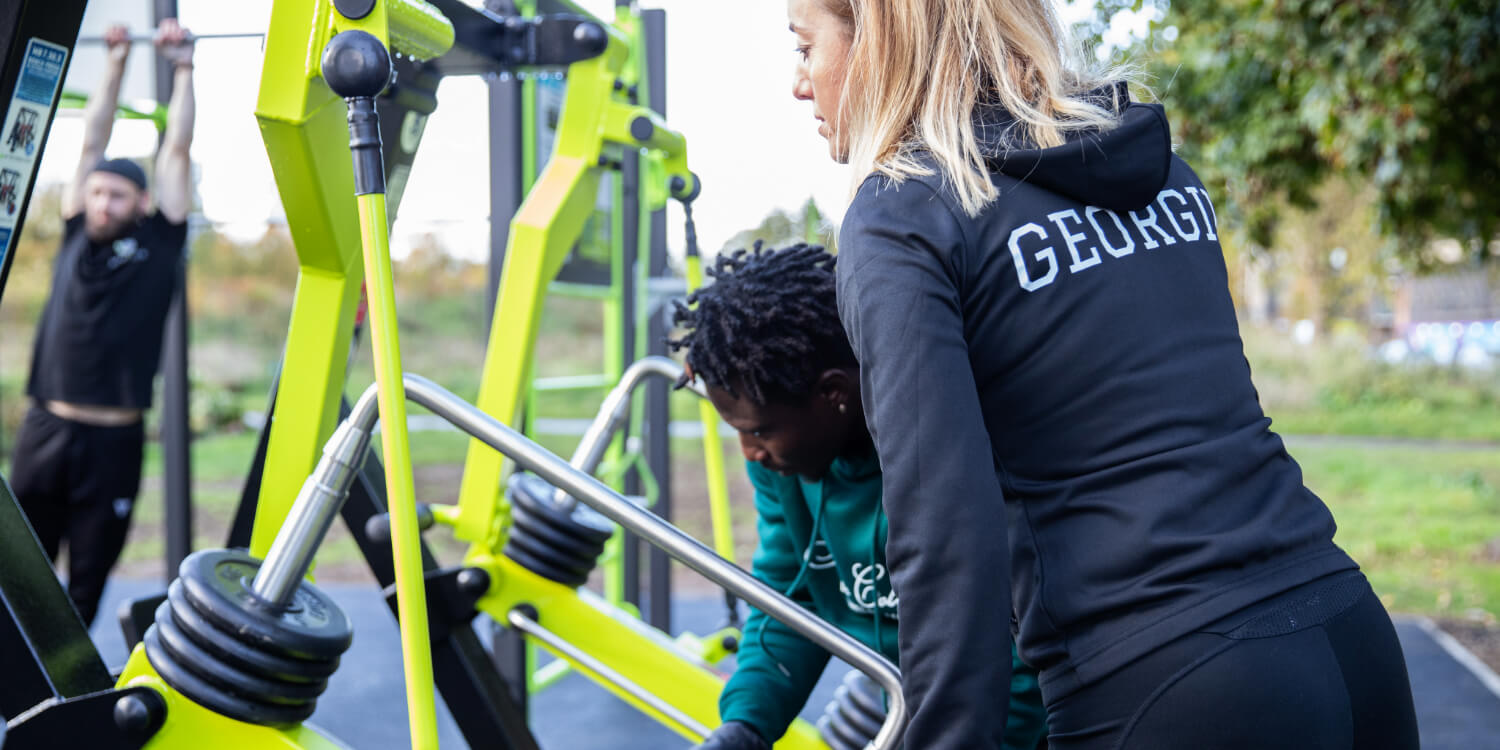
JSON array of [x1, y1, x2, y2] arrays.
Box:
[[1044, 571, 1419, 750]]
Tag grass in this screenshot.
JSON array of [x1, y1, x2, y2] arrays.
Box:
[[91, 423, 1500, 624], [1290, 438, 1500, 622], [1245, 324, 1500, 443]]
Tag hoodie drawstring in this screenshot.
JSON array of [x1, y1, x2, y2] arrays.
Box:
[[755, 490, 830, 678]]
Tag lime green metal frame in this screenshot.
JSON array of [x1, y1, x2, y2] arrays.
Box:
[[462, 545, 827, 747], [116, 650, 346, 750], [129, 0, 825, 746], [248, 0, 451, 561], [454, 8, 695, 551]]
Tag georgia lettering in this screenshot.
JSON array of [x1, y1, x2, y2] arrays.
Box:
[[1009, 184, 1219, 292]]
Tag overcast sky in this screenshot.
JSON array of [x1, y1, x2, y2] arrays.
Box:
[[41, 0, 1152, 261]]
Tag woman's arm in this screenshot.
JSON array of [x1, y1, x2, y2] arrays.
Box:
[[838, 178, 1015, 750]]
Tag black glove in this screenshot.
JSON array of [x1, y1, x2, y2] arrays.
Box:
[[692, 721, 771, 750]]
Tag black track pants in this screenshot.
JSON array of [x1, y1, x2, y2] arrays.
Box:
[[1044, 570, 1420, 750], [9, 404, 144, 627]]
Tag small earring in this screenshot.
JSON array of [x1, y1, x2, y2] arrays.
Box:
[[838, 403, 847, 414]]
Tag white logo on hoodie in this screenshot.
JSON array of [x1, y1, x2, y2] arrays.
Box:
[[806, 537, 836, 570], [841, 562, 898, 615]]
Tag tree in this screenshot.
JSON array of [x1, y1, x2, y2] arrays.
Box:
[[720, 197, 837, 256], [1093, 0, 1500, 264]]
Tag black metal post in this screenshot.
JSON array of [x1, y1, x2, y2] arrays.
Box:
[[1, 477, 115, 718], [641, 8, 673, 633], [482, 0, 532, 716], [485, 1, 524, 324], [154, 0, 193, 581], [619, 97, 644, 613]]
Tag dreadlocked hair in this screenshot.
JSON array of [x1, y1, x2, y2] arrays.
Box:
[[668, 241, 855, 406]]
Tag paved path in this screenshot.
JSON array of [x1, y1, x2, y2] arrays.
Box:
[[87, 579, 1500, 749]]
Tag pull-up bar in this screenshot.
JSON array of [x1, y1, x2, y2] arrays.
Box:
[[74, 31, 264, 44]]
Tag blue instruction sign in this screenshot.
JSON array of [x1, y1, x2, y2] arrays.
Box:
[[17, 41, 67, 105]]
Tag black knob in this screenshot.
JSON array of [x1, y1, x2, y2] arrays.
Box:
[[572, 21, 608, 57], [630, 116, 655, 144], [113, 690, 166, 740], [671, 173, 701, 203], [321, 30, 392, 99], [364, 504, 436, 543], [456, 567, 491, 598]]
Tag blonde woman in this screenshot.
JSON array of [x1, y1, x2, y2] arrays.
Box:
[[785, 1, 1420, 748]]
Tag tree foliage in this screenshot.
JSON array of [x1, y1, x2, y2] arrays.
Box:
[[721, 197, 836, 255], [1093, 0, 1500, 264]]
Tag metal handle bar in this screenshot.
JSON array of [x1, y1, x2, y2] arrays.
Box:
[[251, 373, 905, 747], [554, 355, 705, 510], [507, 608, 712, 738], [252, 385, 380, 609]]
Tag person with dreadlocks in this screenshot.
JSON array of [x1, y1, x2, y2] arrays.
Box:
[[671, 242, 1046, 750]]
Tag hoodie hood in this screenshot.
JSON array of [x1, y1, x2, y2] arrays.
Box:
[[975, 83, 1173, 212]]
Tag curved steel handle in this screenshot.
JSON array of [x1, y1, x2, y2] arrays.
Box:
[[555, 355, 704, 509], [398, 374, 907, 749]]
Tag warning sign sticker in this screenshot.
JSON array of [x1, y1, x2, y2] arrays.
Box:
[[0, 38, 69, 265]]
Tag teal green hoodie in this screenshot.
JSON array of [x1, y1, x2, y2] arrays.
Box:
[[719, 453, 1046, 747]]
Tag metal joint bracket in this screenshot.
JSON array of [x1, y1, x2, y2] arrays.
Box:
[[486, 14, 609, 68], [4, 686, 167, 750]]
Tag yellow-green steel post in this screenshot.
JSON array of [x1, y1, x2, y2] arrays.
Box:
[[684, 253, 736, 562], [355, 189, 439, 750]]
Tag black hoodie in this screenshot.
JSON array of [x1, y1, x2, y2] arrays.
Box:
[[836, 92, 1356, 749]]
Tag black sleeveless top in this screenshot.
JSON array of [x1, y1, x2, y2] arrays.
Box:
[[26, 211, 187, 409]]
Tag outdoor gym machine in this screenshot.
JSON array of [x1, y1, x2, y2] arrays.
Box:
[[3, 0, 904, 747], [91, 15, 904, 747], [224, 0, 736, 743]]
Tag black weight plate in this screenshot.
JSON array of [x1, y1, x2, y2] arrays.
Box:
[[144, 626, 317, 727], [822, 704, 877, 750], [842, 669, 886, 721], [504, 543, 589, 587], [508, 474, 614, 544], [177, 549, 352, 662], [505, 528, 597, 578], [509, 489, 613, 546], [510, 503, 608, 559], [153, 602, 327, 703], [815, 714, 866, 750], [831, 685, 885, 740], [842, 685, 887, 730], [164, 583, 340, 683]]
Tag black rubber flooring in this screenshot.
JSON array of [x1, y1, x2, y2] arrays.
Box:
[[85, 578, 1500, 749]]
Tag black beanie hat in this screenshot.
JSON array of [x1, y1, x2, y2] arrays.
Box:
[[90, 158, 148, 191]]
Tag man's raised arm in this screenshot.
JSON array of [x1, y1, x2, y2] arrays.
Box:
[[61, 25, 130, 220], [152, 19, 194, 225]]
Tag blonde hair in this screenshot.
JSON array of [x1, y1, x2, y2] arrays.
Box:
[[827, 0, 1130, 216]]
